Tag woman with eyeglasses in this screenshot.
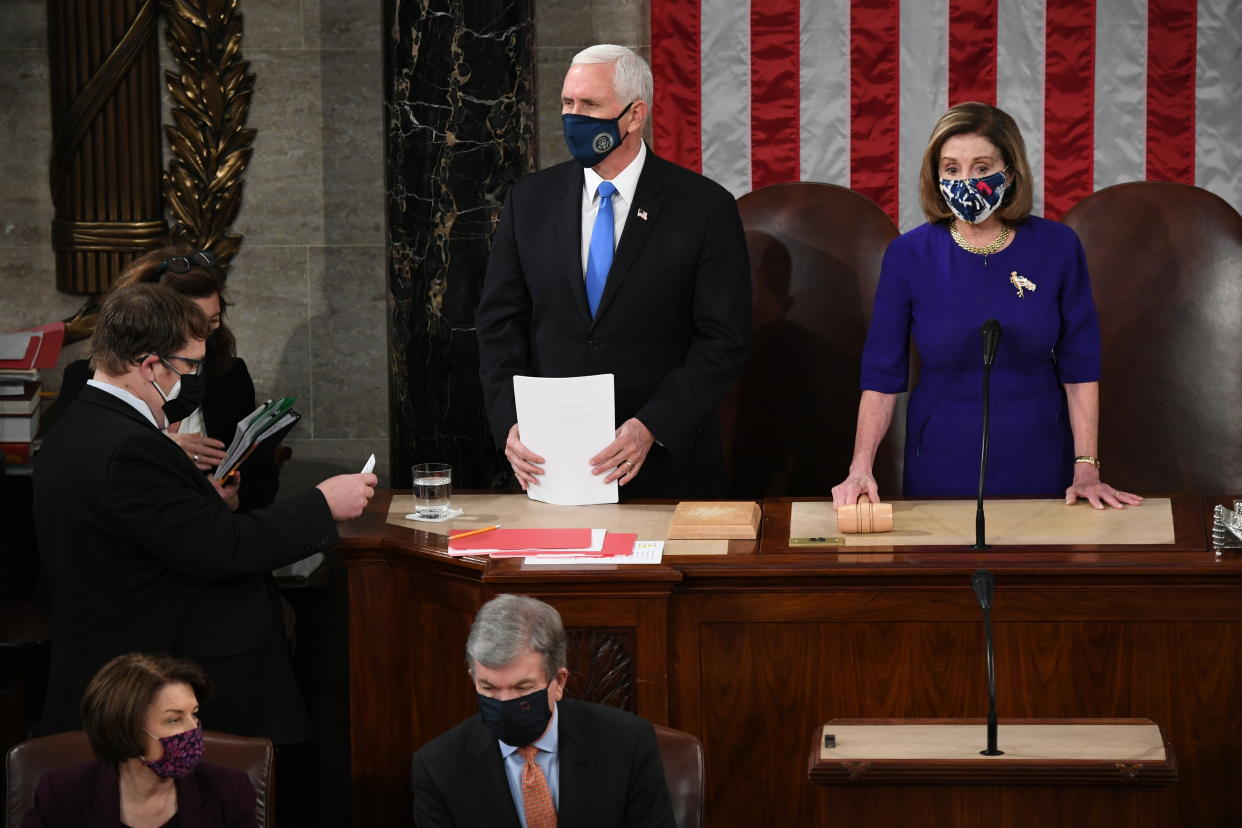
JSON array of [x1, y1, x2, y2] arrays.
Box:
[[44, 245, 280, 512], [21, 652, 259, 828]]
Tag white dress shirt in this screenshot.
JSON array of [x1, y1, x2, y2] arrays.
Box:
[[580, 141, 648, 277], [86, 378, 160, 429]]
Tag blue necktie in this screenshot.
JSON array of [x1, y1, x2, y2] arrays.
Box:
[[585, 181, 617, 317]]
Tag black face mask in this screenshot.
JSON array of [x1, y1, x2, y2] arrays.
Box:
[[477, 685, 552, 747], [152, 358, 207, 425]]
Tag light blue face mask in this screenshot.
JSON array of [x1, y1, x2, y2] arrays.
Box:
[[562, 102, 633, 168], [939, 169, 1009, 224]]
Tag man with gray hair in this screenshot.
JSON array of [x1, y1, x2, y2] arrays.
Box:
[[411, 594, 674, 826], [477, 44, 751, 499]]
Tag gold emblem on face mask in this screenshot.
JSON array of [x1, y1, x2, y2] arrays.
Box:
[[1010, 271, 1037, 298]]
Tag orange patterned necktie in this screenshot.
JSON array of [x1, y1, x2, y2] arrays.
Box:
[[517, 745, 557, 828]]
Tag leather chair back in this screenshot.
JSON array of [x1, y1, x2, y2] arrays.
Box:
[[5, 730, 274, 828], [727, 182, 903, 498], [654, 724, 703, 828], [1063, 182, 1242, 493]]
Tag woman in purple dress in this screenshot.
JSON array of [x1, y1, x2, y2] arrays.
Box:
[[831, 103, 1141, 509]]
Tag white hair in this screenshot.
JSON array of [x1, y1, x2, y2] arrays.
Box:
[[571, 44, 652, 108]]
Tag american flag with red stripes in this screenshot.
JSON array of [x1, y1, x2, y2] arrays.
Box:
[[651, 0, 1242, 229]]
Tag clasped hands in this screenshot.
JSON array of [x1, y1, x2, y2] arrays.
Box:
[[505, 418, 654, 490]]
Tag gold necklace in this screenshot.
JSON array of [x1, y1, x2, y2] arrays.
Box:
[[949, 222, 1010, 256]]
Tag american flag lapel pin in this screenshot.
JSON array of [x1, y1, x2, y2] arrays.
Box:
[[637, 208, 648, 221]]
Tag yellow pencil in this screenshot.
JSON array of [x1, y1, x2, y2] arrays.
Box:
[[450, 525, 500, 541]]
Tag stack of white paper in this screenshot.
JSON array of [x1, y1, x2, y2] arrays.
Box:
[[513, 374, 618, 506]]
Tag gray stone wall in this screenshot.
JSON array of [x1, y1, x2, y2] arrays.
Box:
[[0, 1, 388, 495], [534, 0, 650, 168]]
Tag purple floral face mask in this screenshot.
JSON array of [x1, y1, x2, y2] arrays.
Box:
[[142, 724, 204, 779]]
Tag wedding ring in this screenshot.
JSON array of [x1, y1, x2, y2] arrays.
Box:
[[624, 461, 633, 468], [193, 454, 199, 462]]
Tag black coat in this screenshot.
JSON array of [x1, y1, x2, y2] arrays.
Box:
[[22, 760, 257, 828], [33, 386, 338, 745], [43, 357, 280, 512], [476, 149, 752, 499], [411, 699, 675, 828]]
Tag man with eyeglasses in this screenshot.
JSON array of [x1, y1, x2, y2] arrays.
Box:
[[33, 283, 377, 746]]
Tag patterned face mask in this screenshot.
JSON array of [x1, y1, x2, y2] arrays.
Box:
[[939, 169, 1009, 224], [142, 724, 205, 779]]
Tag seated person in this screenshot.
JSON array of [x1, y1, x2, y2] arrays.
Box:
[[411, 594, 675, 827], [44, 245, 280, 512], [23, 652, 258, 828]]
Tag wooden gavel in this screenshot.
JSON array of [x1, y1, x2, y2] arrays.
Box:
[[836, 494, 894, 534]]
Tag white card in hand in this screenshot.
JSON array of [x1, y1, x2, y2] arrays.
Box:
[[360, 454, 375, 475]]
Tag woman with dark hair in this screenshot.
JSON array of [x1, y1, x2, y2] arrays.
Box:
[[46, 245, 279, 512], [831, 102, 1141, 509], [22, 652, 258, 828]]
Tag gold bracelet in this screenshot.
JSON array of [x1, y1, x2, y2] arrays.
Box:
[[1074, 455, 1101, 469]]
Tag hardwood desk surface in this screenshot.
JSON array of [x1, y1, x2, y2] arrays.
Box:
[[336, 492, 1242, 827]]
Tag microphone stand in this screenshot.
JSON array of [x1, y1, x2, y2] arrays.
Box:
[[974, 320, 1002, 550], [971, 569, 1003, 756]]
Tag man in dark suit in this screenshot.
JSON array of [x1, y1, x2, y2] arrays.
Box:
[[33, 283, 376, 745], [411, 595, 674, 827], [477, 44, 751, 499]]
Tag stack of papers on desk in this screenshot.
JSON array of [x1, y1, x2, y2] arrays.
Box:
[[447, 528, 660, 564]]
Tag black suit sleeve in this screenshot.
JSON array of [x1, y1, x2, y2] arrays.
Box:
[[634, 193, 752, 457], [625, 719, 677, 828], [411, 751, 456, 828], [108, 432, 338, 582], [476, 190, 533, 448]]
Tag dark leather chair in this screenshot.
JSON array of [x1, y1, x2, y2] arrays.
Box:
[[1063, 182, 1242, 494], [726, 182, 902, 497], [653, 724, 703, 828], [5, 729, 274, 828]]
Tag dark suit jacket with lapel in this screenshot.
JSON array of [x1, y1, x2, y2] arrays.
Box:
[[43, 357, 280, 512], [477, 149, 752, 499], [21, 760, 257, 828], [411, 698, 675, 828], [33, 386, 339, 745]]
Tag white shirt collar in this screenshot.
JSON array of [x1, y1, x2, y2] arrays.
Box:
[[583, 140, 646, 206], [86, 378, 161, 429]]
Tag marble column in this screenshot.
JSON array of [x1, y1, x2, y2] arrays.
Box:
[[384, 0, 535, 489]]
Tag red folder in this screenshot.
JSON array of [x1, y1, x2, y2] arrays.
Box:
[[447, 527, 593, 552], [0, 322, 65, 371]]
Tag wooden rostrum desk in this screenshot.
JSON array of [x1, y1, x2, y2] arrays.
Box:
[[335, 493, 1241, 827]]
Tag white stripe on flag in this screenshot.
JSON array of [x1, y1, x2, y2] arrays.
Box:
[[899, 0, 948, 231], [701, 0, 752, 196], [1196, 0, 1242, 213], [1094, 0, 1147, 192], [996, 0, 1046, 217], [800, 0, 851, 186]]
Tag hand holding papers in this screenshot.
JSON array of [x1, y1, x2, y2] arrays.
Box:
[[513, 374, 618, 506], [212, 397, 301, 481]]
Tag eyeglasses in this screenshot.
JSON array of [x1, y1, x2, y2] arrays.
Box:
[[146, 354, 206, 376], [157, 250, 215, 275]]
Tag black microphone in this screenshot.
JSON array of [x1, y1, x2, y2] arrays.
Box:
[[974, 320, 1002, 549], [971, 569, 1003, 756]]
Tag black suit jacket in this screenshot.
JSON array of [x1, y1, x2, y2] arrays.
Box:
[[477, 149, 752, 499], [22, 760, 257, 828], [44, 357, 280, 512], [33, 386, 338, 745], [411, 699, 674, 828]]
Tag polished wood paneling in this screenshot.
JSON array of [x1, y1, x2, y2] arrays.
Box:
[[337, 494, 1242, 826]]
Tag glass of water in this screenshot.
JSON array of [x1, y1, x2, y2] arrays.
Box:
[[411, 462, 452, 519]]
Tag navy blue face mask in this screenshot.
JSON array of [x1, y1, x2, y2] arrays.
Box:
[[562, 102, 634, 168], [477, 685, 552, 747]]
